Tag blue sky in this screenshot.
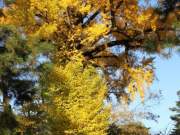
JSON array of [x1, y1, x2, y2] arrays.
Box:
[[142, 51, 180, 133], [0, 0, 3, 7]]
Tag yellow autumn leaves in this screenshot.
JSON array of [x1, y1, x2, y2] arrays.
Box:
[[47, 60, 110, 134], [60, 0, 91, 14], [123, 1, 158, 32], [82, 23, 109, 45], [0, 0, 156, 103], [126, 66, 154, 101], [137, 11, 158, 31], [35, 23, 57, 38]]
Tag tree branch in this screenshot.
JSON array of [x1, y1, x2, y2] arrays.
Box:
[[82, 40, 129, 57], [109, 0, 116, 28], [82, 9, 101, 27]]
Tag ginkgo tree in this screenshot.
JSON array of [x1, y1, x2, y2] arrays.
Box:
[[1, 0, 178, 100], [1, 0, 179, 100], [44, 58, 110, 135]]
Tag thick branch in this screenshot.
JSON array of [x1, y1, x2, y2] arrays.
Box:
[[82, 9, 101, 27], [82, 40, 129, 57]]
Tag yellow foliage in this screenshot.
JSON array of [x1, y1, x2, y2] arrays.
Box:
[[79, 4, 91, 14], [126, 66, 153, 101], [82, 23, 109, 45], [35, 23, 57, 38], [59, 0, 79, 9], [150, 15, 158, 31], [46, 60, 110, 134], [15, 116, 36, 133], [30, 0, 60, 20], [137, 14, 151, 25], [136, 8, 158, 31]]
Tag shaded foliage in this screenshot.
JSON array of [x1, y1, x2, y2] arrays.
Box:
[[170, 90, 180, 135], [108, 122, 149, 135]]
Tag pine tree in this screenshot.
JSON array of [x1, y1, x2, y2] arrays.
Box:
[[108, 122, 149, 135], [170, 90, 180, 135], [0, 24, 53, 134], [159, 0, 180, 13], [0, 25, 36, 133]]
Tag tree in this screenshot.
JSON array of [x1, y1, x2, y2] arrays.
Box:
[[0, 24, 37, 133], [170, 90, 180, 135], [0, 24, 54, 134], [108, 122, 149, 135], [159, 0, 180, 14], [0, 11, 54, 135], [44, 59, 110, 135]]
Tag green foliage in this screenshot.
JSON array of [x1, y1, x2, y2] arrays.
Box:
[[0, 24, 34, 102], [118, 123, 149, 135], [0, 106, 18, 134], [108, 122, 149, 135], [144, 39, 158, 53], [170, 90, 180, 135], [0, 23, 54, 134], [4, 0, 16, 6]]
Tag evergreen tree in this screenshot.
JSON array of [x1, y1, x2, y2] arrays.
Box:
[[170, 90, 180, 135], [108, 122, 149, 135], [159, 0, 180, 13], [0, 24, 53, 134], [0, 25, 36, 133]]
